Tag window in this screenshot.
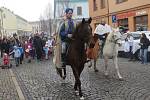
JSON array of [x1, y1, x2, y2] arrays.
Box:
[[100, 0, 105, 9], [116, 0, 127, 4], [134, 15, 148, 31], [118, 18, 128, 33], [77, 7, 82, 16], [93, 0, 98, 11]]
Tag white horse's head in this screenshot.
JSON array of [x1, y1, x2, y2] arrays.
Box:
[[107, 28, 122, 46]]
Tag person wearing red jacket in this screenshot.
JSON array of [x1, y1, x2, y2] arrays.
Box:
[[3, 53, 9, 65]]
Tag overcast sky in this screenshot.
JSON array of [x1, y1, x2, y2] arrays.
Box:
[[0, 0, 54, 21]]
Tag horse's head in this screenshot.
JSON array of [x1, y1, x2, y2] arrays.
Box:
[[111, 28, 122, 46], [73, 17, 93, 44]]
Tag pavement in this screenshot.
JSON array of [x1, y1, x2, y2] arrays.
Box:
[[0, 58, 150, 100]]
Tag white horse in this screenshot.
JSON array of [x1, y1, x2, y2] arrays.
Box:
[[103, 28, 123, 79]]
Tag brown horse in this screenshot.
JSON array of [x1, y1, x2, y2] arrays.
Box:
[[86, 34, 100, 72], [57, 18, 92, 100]]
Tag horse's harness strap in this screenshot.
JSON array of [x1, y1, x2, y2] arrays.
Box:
[[108, 38, 121, 44]]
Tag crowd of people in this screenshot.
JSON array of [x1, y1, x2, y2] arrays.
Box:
[[0, 33, 55, 68], [93, 19, 150, 65], [123, 31, 150, 64]]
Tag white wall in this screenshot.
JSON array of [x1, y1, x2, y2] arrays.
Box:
[[55, 0, 89, 19]]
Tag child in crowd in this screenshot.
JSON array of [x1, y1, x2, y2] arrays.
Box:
[[18, 44, 24, 64], [43, 42, 49, 60], [10, 46, 21, 66], [25, 41, 32, 63]]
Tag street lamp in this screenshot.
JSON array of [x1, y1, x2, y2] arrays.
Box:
[[107, 0, 109, 25]]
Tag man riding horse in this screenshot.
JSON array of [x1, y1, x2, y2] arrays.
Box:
[[59, 8, 76, 79], [94, 20, 112, 56]]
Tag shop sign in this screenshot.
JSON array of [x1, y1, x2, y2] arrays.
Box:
[[136, 10, 147, 16], [117, 11, 136, 19]]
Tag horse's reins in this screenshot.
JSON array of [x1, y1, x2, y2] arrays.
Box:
[[108, 38, 121, 45]]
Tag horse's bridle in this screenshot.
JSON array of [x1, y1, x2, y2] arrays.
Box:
[[109, 37, 121, 45]]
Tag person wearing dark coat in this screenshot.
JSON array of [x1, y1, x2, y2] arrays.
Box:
[[1, 38, 10, 56], [139, 33, 150, 64], [33, 33, 43, 61]]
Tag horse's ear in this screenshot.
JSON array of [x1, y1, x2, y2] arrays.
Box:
[[88, 17, 92, 24], [82, 18, 85, 24]]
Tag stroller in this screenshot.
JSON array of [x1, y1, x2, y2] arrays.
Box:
[[1, 53, 12, 69]]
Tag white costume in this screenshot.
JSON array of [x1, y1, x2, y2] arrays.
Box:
[[94, 24, 112, 35], [127, 36, 134, 47], [47, 39, 54, 48], [124, 41, 130, 52]]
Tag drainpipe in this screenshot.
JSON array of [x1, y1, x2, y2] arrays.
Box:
[[107, 0, 109, 25]]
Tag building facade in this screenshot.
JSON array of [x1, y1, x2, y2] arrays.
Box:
[[54, 0, 89, 21], [0, 8, 3, 37], [1, 7, 17, 36], [89, 0, 150, 32], [29, 21, 41, 34], [16, 15, 32, 36], [0, 7, 32, 37]]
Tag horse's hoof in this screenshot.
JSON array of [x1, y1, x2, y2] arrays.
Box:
[[60, 78, 66, 84], [75, 91, 79, 96], [80, 96, 84, 100], [94, 69, 99, 72], [62, 75, 66, 80], [119, 77, 123, 81]]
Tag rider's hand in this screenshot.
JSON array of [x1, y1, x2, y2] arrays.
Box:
[[67, 34, 72, 38]]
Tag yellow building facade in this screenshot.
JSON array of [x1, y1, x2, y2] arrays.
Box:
[[0, 7, 32, 37], [89, 0, 150, 32]]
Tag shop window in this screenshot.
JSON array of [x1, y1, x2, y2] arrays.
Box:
[[77, 7, 82, 16], [116, 0, 128, 4], [134, 15, 148, 31], [100, 0, 105, 9], [93, 0, 98, 11], [118, 18, 128, 33]]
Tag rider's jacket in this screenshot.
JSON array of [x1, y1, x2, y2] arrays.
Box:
[[59, 19, 76, 42], [94, 24, 112, 41]]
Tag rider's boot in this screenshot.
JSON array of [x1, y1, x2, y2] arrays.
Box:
[[61, 53, 66, 79], [56, 68, 63, 78]]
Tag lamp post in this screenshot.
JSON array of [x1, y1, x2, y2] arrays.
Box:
[[107, 0, 109, 25], [54, 0, 56, 19]]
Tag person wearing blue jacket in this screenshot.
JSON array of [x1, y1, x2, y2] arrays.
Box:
[[10, 46, 21, 66], [18, 44, 24, 64], [58, 8, 76, 79], [59, 8, 76, 67]]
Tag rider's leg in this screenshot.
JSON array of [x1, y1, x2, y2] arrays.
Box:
[[61, 42, 67, 79], [94, 59, 98, 72]]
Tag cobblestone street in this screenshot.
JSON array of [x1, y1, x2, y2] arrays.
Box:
[[1, 58, 150, 100], [0, 69, 19, 100]]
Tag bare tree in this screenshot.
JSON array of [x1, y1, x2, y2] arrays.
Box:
[[44, 3, 53, 36], [40, 3, 53, 36], [54, 0, 71, 18], [39, 15, 47, 33]]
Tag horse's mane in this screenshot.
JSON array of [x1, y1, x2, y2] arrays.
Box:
[[74, 22, 81, 33], [106, 31, 114, 41], [72, 22, 83, 39], [73, 20, 91, 36], [106, 28, 118, 41]]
